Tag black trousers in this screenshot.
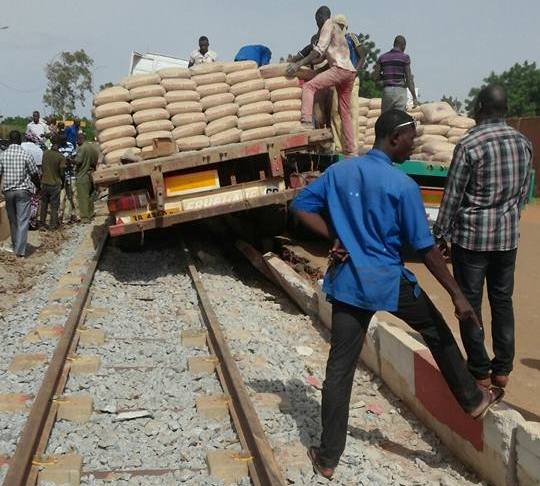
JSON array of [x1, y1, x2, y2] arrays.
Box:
[[452, 245, 517, 379], [40, 184, 62, 229], [319, 277, 482, 468]]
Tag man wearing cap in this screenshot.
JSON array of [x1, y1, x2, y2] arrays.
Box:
[[291, 109, 503, 480], [330, 14, 366, 153], [287, 6, 357, 156]]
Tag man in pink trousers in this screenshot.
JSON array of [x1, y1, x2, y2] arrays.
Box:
[[287, 6, 357, 155]]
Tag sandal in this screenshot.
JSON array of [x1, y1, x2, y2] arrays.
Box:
[[307, 446, 334, 481], [471, 386, 505, 420]]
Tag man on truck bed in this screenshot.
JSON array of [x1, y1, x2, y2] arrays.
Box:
[[188, 36, 217, 67], [287, 6, 357, 156], [374, 35, 419, 112], [291, 109, 503, 480]]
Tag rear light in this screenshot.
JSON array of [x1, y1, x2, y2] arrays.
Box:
[[108, 190, 149, 213]]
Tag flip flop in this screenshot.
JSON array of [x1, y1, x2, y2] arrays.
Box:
[[471, 386, 505, 420], [307, 446, 334, 481]]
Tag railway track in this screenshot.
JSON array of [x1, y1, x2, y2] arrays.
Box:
[[0, 221, 481, 486]]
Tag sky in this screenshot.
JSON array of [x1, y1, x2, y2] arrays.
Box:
[[0, 0, 539, 118]]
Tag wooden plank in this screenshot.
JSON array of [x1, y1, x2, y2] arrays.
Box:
[[93, 129, 332, 187], [187, 263, 286, 486], [109, 189, 298, 237]]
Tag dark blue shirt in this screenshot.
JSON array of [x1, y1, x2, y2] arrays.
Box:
[[65, 125, 78, 148], [291, 149, 434, 311], [234, 45, 272, 67]]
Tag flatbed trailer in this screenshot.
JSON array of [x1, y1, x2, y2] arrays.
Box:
[[93, 128, 332, 237]]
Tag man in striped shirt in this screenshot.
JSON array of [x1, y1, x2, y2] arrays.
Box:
[[434, 85, 533, 390], [374, 35, 418, 112]]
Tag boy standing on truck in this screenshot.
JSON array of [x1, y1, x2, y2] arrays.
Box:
[[188, 36, 217, 67]]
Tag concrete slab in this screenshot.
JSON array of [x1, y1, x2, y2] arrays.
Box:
[[206, 450, 250, 484], [8, 353, 48, 372], [55, 393, 93, 423], [188, 356, 218, 374], [196, 394, 230, 420], [36, 453, 82, 486]]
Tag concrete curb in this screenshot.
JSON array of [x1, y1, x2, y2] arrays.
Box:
[[264, 256, 539, 486]]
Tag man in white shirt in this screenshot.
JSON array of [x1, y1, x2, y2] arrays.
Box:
[[21, 134, 44, 168], [188, 36, 217, 67], [25, 111, 49, 143]]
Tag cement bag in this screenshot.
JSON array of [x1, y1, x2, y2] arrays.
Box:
[[365, 127, 375, 137], [259, 63, 315, 80], [270, 87, 302, 102], [131, 96, 167, 112], [197, 83, 230, 98], [273, 111, 301, 123], [165, 90, 200, 103], [133, 108, 170, 125], [230, 79, 266, 96], [422, 124, 450, 136], [130, 84, 166, 100], [166, 101, 203, 116], [240, 125, 276, 142], [171, 112, 206, 127], [358, 97, 371, 107], [105, 147, 141, 165], [433, 151, 454, 164], [415, 134, 448, 146], [176, 135, 210, 151], [223, 60, 258, 74], [136, 131, 173, 148], [358, 106, 369, 116], [358, 116, 368, 126], [95, 114, 133, 131], [122, 73, 161, 90], [201, 92, 235, 111], [205, 115, 238, 137], [235, 90, 270, 107], [94, 86, 130, 106], [237, 113, 273, 130], [366, 117, 377, 129], [367, 109, 381, 118], [239, 101, 274, 117], [410, 111, 425, 122], [210, 127, 242, 146], [101, 136, 136, 155], [192, 72, 227, 86], [190, 62, 224, 76], [205, 103, 239, 122], [447, 127, 468, 138], [365, 135, 376, 145], [369, 98, 382, 109], [172, 122, 207, 139], [161, 78, 197, 91], [264, 76, 300, 91], [420, 102, 456, 124], [137, 119, 173, 134], [274, 121, 302, 135], [448, 136, 463, 144], [158, 67, 191, 79], [423, 141, 455, 155], [444, 116, 475, 129], [226, 69, 261, 86], [95, 101, 132, 119], [98, 125, 136, 143], [273, 99, 301, 113]]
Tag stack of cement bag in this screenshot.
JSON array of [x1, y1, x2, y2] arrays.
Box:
[[260, 64, 303, 136], [357, 97, 381, 153], [159, 67, 201, 152], [227, 62, 274, 142]]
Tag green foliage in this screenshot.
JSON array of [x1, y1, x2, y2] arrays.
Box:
[[43, 49, 94, 117], [98, 82, 114, 91], [441, 95, 463, 113], [465, 61, 540, 117], [357, 33, 382, 99]]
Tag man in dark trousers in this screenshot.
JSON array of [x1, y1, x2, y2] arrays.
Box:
[[434, 85, 532, 390], [40, 136, 66, 230], [75, 133, 99, 223], [291, 110, 503, 480]]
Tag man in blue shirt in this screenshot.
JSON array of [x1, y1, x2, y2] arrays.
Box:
[[234, 44, 272, 67], [291, 109, 503, 480], [64, 119, 80, 148]]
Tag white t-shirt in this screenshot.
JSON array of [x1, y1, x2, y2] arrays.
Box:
[[21, 141, 44, 166], [189, 49, 218, 65], [26, 120, 49, 141]]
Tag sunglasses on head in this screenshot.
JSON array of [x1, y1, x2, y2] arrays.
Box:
[[393, 120, 417, 131]]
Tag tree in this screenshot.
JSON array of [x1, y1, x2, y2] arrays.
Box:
[[43, 49, 94, 117], [465, 61, 540, 117], [356, 33, 382, 99], [99, 82, 114, 91], [441, 95, 463, 113]]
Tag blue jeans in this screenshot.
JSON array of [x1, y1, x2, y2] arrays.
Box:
[[452, 245, 517, 378], [4, 189, 32, 256]]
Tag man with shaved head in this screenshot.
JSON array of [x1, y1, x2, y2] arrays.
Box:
[[435, 85, 533, 391]]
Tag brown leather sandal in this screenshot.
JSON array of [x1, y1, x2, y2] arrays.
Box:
[[471, 386, 505, 420], [491, 374, 509, 388], [307, 446, 335, 481]]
